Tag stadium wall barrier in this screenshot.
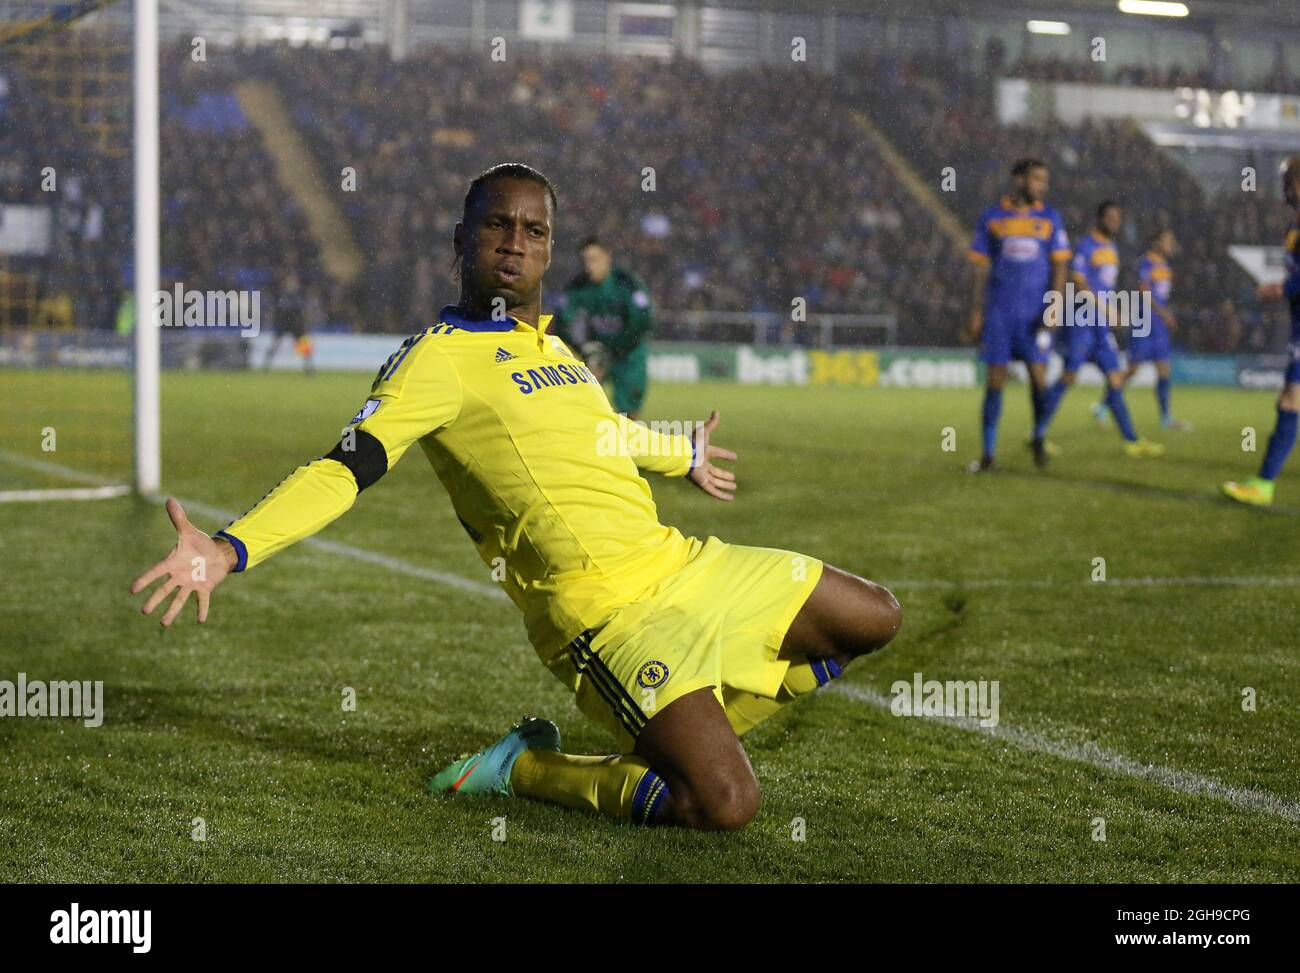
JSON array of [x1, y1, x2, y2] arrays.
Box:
[[0, 331, 1275, 390], [1235, 354, 1295, 390]]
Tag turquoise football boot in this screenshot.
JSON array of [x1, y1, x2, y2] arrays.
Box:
[[427, 716, 561, 797]]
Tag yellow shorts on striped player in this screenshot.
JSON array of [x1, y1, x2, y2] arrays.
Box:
[[546, 536, 824, 753]]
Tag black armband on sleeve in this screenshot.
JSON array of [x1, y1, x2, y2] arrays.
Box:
[[325, 429, 389, 492]]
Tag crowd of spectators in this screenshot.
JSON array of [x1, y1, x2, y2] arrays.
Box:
[[4, 37, 1296, 353], [860, 51, 1296, 354], [1007, 54, 1300, 96], [0, 67, 127, 330], [158, 44, 325, 334], [255, 44, 938, 335], [0, 44, 322, 337]]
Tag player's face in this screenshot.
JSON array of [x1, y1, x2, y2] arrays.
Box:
[[1100, 206, 1122, 236], [456, 178, 553, 309], [1018, 166, 1049, 204], [1159, 231, 1178, 257], [581, 245, 612, 283]]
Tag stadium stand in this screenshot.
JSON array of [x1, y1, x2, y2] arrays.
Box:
[[3, 28, 1298, 351]]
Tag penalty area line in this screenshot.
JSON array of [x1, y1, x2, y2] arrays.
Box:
[[0, 449, 129, 486], [830, 682, 1300, 823], [165, 495, 509, 601], [0, 485, 131, 504], [0, 449, 506, 600], [0, 450, 131, 504]]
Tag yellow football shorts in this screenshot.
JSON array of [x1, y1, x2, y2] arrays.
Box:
[[547, 535, 824, 753]]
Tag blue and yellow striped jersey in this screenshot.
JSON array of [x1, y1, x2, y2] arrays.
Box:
[[216, 305, 697, 662], [1138, 251, 1173, 309], [969, 196, 1072, 310], [1071, 230, 1120, 300]]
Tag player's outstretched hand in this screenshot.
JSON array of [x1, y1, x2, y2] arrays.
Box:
[[688, 410, 737, 502], [130, 497, 233, 627]]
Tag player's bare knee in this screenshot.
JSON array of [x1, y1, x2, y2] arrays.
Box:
[[674, 774, 760, 831], [817, 574, 902, 659], [700, 777, 761, 831], [836, 578, 901, 656], [864, 581, 902, 650]]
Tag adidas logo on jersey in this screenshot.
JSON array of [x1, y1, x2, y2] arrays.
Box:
[[494, 347, 517, 363]]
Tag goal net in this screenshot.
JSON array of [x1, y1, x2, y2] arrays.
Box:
[[0, 0, 152, 502]]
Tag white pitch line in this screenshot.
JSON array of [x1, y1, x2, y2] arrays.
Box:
[[0, 449, 123, 486], [0, 449, 504, 600], [164, 496, 509, 601], [3, 449, 1299, 596], [0, 485, 131, 504], [830, 682, 1300, 823]]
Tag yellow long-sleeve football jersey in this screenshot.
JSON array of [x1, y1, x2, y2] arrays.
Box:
[[215, 305, 698, 662]]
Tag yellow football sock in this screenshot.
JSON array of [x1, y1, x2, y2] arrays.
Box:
[[511, 750, 669, 825], [723, 655, 844, 736]]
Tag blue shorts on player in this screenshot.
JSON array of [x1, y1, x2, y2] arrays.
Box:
[[1059, 324, 1121, 375], [1127, 315, 1171, 364], [981, 306, 1052, 367]]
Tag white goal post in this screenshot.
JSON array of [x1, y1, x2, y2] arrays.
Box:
[[133, 0, 160, 495]]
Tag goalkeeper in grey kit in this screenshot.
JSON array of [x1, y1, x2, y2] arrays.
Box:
[[551, 237, 654, 419]]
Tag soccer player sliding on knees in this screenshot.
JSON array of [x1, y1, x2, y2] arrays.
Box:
[[131, 164, 903, 831]]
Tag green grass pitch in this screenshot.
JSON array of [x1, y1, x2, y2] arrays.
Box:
[[1, 368, 1297, 882]]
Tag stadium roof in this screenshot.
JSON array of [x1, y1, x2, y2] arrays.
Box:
[[7, 0, 1294, 43], [7, 0, 1294, 27], [691, 0, 1298, 28]]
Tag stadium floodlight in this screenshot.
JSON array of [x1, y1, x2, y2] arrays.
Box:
[[1026, 21, 1071, 35], [1117, 1, 1190, 17], [134, 0, 160, 495]]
